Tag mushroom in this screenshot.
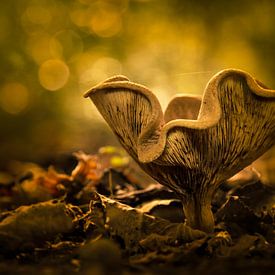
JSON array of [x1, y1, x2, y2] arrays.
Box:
[[84, 69, 275, 232]]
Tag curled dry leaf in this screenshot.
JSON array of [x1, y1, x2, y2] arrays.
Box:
[[72, 147, 131, 183], [8, 162, 70, 191], [0, 200, 82, 253], [85, 69, 275, 232], [227, 234, 270, 257], [229, 181, 275, 212], [1, 164, 71, 206], [216, 196, 262, 235], [115, 182, 176, 207], [138, 199, 183, 223], [72, 151, 103, 182], [85, 192, 206, 252]]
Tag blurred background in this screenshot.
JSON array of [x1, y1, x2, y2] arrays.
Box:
[[1, 0, 275, 170]]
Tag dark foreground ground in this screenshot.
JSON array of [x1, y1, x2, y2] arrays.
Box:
[[0, 147, 274, 274]]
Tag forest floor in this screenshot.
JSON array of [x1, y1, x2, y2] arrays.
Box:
[[0, 147, 274, 274]]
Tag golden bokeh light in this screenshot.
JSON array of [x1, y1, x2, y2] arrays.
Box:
[[69, 7, 91, 28], [75, 52, 98, 76], [89, 6, 122, 37], [21, 4, 52, 34], [26, 33, 52, 64], [38, 59, 70, 91], [70, 0, 127, 34], [25, 5, 52, 26], [79, 56, 122, 88], [0, 83, 30, 115], [50, 30, 83, 61], [2, 0, 275, 168]]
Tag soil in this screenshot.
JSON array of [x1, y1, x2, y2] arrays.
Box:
[[0, 148, 274, 274]]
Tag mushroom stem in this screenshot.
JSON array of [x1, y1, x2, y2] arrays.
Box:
[[183, 195, 214, 233]]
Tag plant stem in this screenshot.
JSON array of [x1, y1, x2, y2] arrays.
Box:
[[182, 195, 214, 233]]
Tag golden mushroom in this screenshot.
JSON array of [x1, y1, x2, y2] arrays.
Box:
[[84, 69, 275, 233], [164, 94, 201, 122]]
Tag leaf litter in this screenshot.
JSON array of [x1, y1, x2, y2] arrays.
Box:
[[0, 146, 274, 274]]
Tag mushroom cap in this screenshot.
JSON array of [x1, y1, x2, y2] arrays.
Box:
[[85, 69, 275, 196], [164, 94, 202, 122]]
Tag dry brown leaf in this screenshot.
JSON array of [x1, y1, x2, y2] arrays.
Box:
[[0, 200, 82, 253], [85, 192, 206, 252]]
